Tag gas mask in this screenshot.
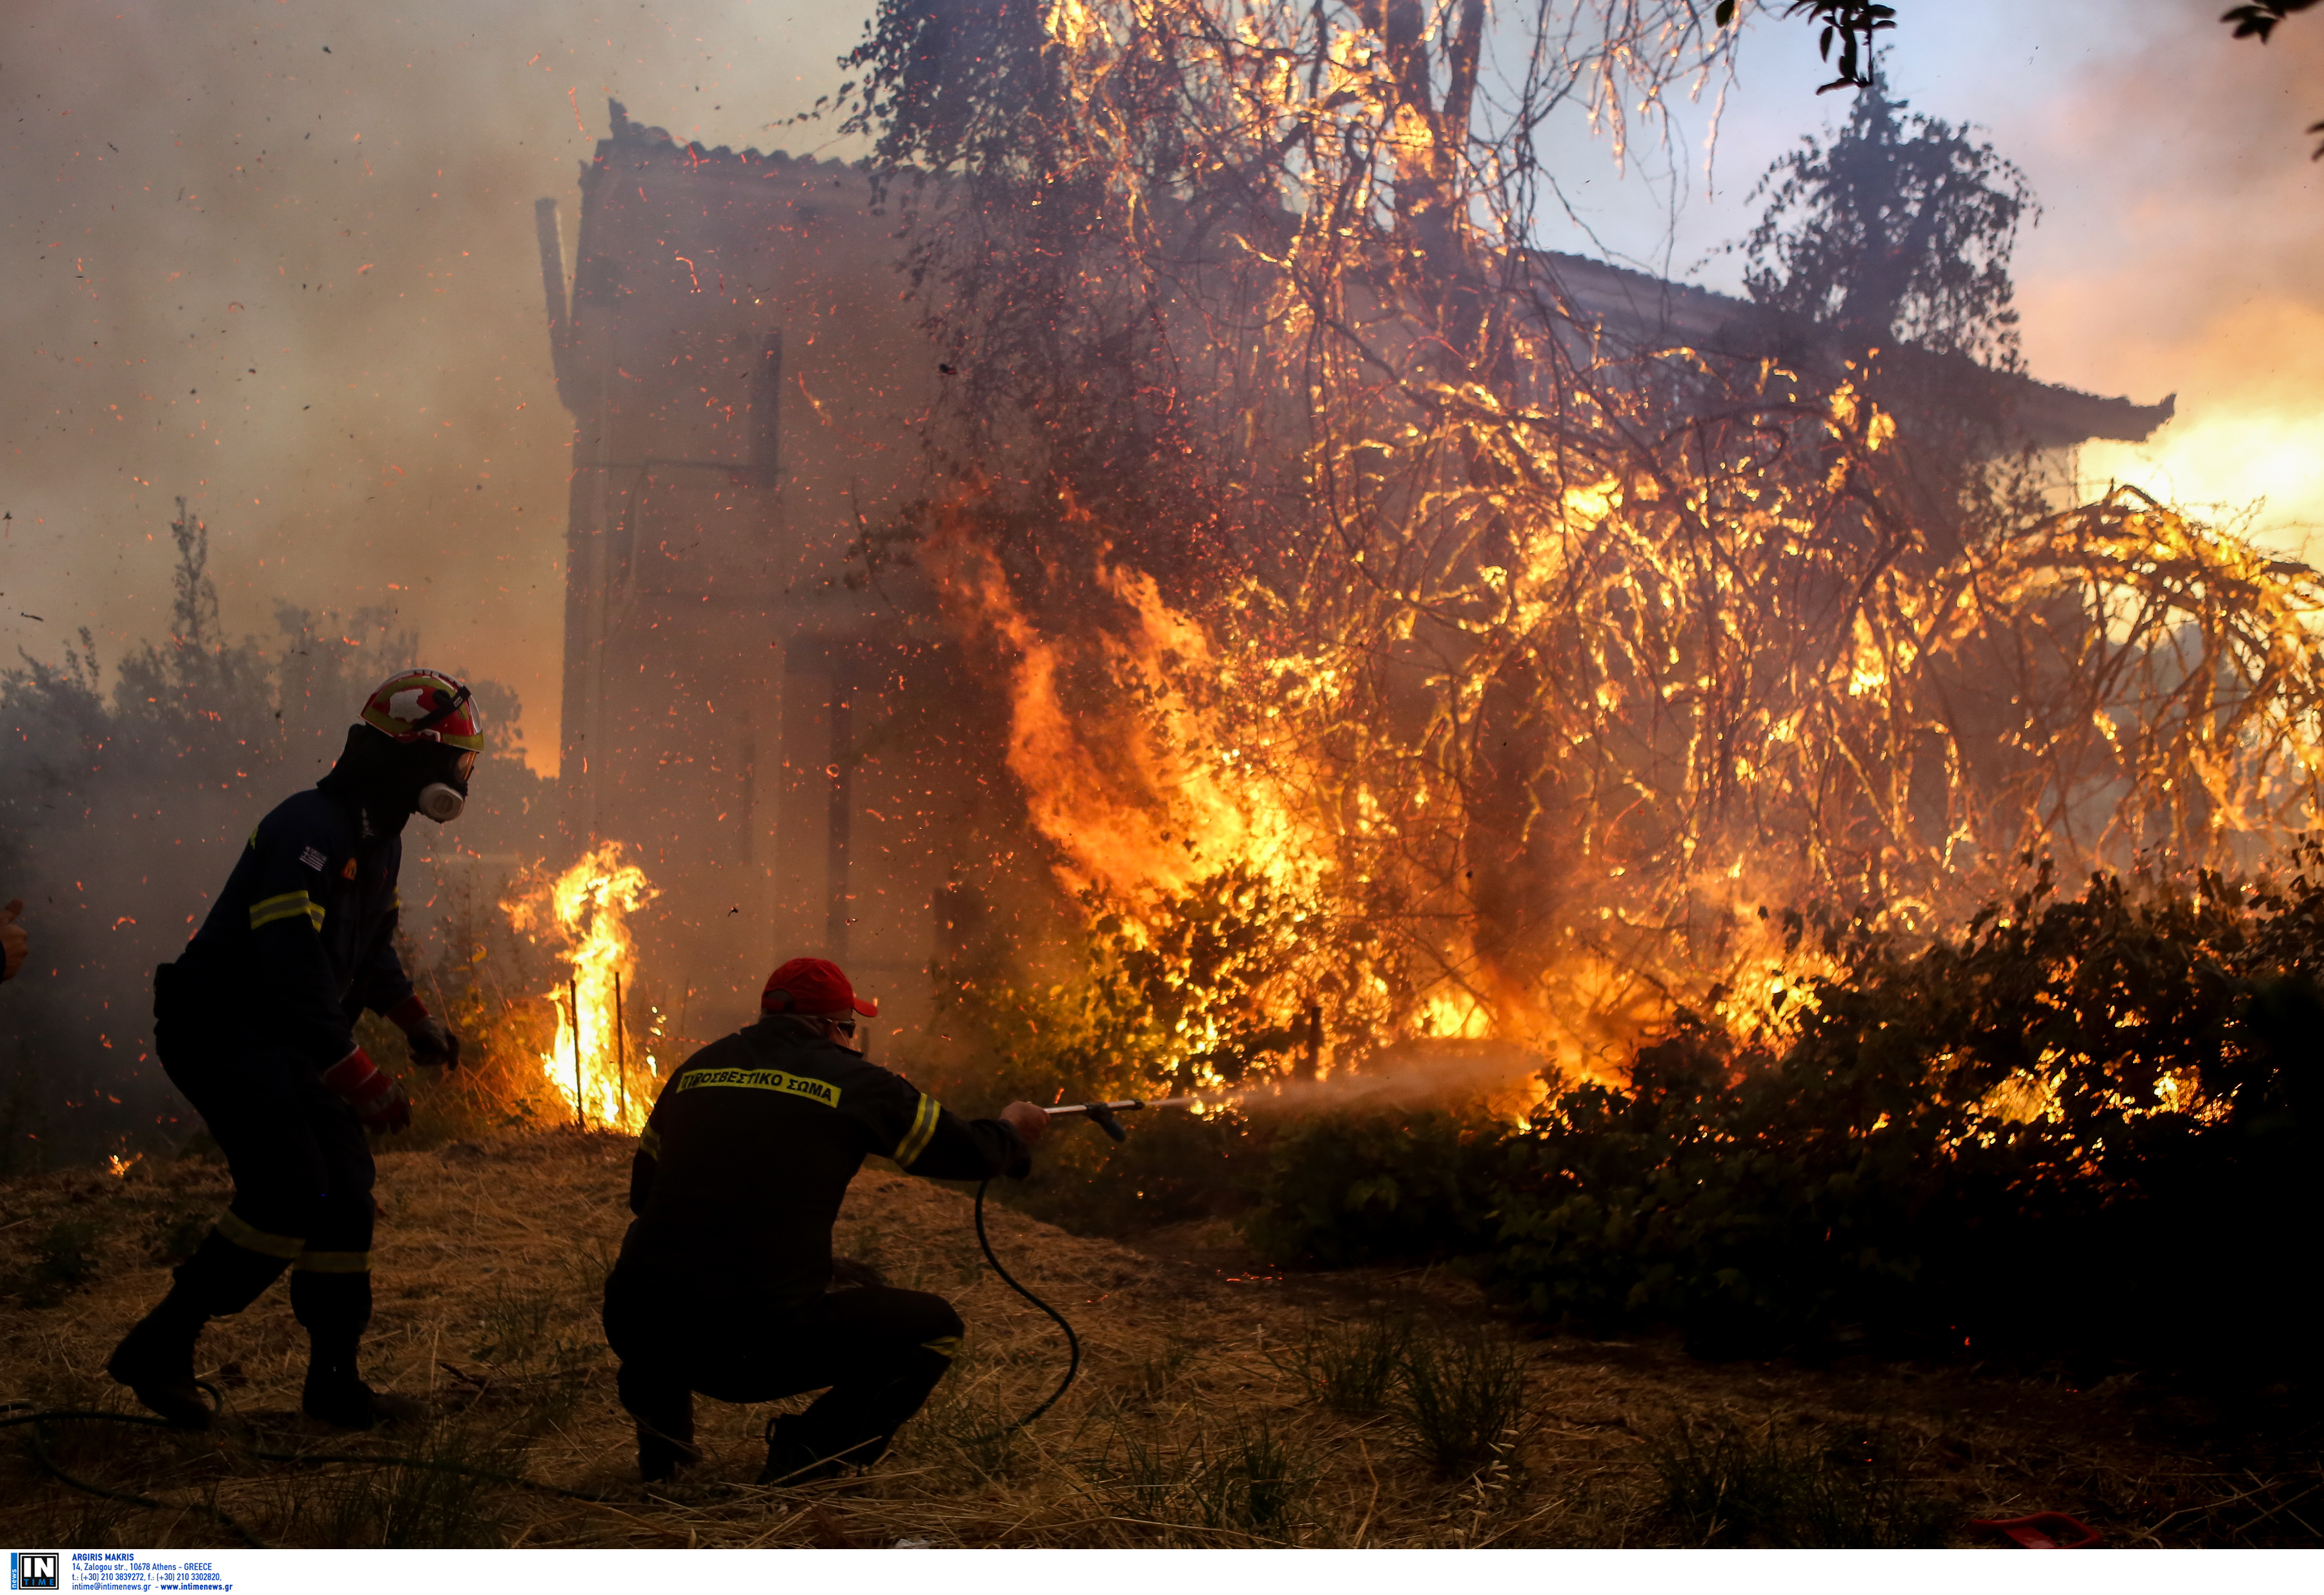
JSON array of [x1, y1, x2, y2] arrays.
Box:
[[416, 750, 478, 826]]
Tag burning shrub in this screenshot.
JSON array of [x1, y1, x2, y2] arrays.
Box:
[[1243, 851, 2324, 1376], [935, 864, 1362, 1232], [378, 886, 573, 1145]]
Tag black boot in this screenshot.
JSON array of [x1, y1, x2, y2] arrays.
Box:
[[292, 1266, 416, 1428], [757, 1413, 853, 1487], [635, 1404, 700, 1483], [105, 1290, 213, 1430], [617, 1362, 700, 1483], [757, 1346, 946, 1485], [299, 1334, 422, 1430]]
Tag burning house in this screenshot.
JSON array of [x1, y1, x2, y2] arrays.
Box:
[[531, 101, 2176, 1074]]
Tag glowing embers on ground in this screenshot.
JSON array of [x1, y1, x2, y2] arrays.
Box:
[[504, 842, 658, 1132]]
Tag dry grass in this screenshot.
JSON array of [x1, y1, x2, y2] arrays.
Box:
[[0, 1131, 2315, 1548]]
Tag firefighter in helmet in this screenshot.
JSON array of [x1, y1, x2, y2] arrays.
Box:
[[107, 669, 482, 1430], [604, 957, 1050, 1484]]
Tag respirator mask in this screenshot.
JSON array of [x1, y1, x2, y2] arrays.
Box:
[[406, 684, 478, 825], [416, 778, 467, 825]]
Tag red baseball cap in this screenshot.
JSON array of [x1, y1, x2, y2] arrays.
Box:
[[761, 957, 878, 1018]]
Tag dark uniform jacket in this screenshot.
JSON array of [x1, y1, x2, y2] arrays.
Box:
[[615, 1015, 1028, 1314], [167, 787, 415, 1070]]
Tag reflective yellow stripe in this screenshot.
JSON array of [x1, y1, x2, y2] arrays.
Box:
[[249, 891, 325, 931], [638, 1124, 662, 1159], [671, 1066, 839, 1108], [216, 1210, 304, 1260], [921, 1334, 964, 1360], [294, 1250, 372, 1274], [893, 1093, 940, 1169]]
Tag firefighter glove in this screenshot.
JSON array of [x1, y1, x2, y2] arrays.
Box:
[[404, 1015, 462, 1073], [323, 1047, 412, 1134]]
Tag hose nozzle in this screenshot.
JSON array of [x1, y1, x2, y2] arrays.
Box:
[[1043, 1099, 1145, 1143]]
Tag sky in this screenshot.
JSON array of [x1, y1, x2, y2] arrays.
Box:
[[3, 0, 2318, 777], [1527, 0, 2324, 542]]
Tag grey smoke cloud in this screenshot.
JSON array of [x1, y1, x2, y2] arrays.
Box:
[[0, 1, 868, 770]]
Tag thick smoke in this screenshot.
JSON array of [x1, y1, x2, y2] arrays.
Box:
[[0, 1, 863, 1162], [0, 505, 547, 1166], [0, 0, 867, 765]]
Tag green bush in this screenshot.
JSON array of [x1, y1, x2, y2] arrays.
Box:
[[1648, 1416, 1951, 1547], [1089, 1410, 1316, 1541], [995, 1105, 1259, 1234], [1280, 1310, 1410, 1414], [1394, 1321, 1527, 1477], [8, 1219, 105, 1308], [1243, 1110, 1509, 1267]]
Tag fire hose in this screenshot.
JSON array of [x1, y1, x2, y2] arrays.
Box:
[[968, 1100, 1147, 1436]]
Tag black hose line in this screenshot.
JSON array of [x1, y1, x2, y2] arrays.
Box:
[[246, 1446, 630, 1505], [13, 1409, 265, 1548], [5, 1403, 653, 1544], [972, 1175, 1081, 1436]]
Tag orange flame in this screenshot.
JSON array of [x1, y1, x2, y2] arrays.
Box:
[[925, 485, 1552, 1074], [930, 490, 1325, 912], [504, 843, 658, 1131]]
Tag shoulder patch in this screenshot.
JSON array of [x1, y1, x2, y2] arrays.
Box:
[[341, 857, 358, 879], [298, 846, 328, 872]]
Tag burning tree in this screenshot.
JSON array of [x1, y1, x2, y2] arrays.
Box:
[[837, 1, 2324, 1092]]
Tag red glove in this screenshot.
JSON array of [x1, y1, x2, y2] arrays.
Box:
[[323, 1047, 411, 1134], [385, 995, 462, 1072]]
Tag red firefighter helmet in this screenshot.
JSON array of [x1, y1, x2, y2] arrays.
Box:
[[358, 668, 484, 752]]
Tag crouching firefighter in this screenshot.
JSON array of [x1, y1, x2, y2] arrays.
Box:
[[107, 669, 483, 1430], [603, 957, 1051, 1485]]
